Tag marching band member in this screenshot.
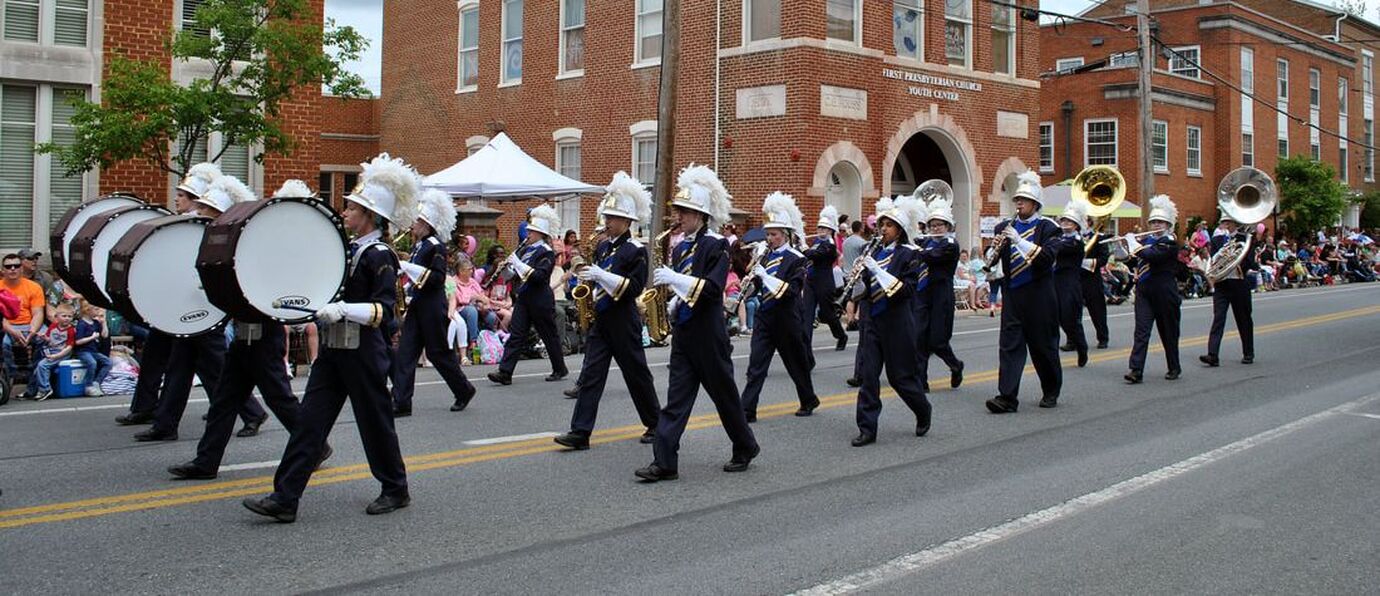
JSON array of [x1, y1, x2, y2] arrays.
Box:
[[912, 194, 965, 391], [1080, 215, 1112, 349], [169, 179, 313, 479], [985, 172, 1064, 413], [1124, 195, 1183, 384], [554, 173, 661, 450], [802, 205, 848, 356], [244, 154, 418, 522], [486, 205, 570, 385], [1201, 212, 1256, 366], [637, 165, 758, 482], [740, 192, 820, 422], [1053, 199, 1090, 368], [851, 196, 930, 446], [391, 188, 477, 416]]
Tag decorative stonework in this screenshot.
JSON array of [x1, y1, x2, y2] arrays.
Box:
[[988, 156, 1032, 214], [808, 140, 878, 198], [880, 106, 981, 199]]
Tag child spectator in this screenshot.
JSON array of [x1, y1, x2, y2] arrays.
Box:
[[30, 303, 77, 401], [74, 303, 113, 396]]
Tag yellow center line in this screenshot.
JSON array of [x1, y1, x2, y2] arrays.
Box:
[[2, 305, 1376, 530]]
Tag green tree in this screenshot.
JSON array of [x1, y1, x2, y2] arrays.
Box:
[[1274, 155, 1348, 235], [37, 0, 368, 178], [1359, 191, 1380, 230]]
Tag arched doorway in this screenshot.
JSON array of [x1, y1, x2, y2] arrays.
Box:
[[825, 161, 862, 222], [888, 128, 974, 249]]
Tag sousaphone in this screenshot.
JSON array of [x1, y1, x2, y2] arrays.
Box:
[[1207, 167, 1276, 282]]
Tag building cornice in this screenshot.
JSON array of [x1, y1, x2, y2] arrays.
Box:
[[1198, 14, 1355, 67], [719, 37, 1040, 89]]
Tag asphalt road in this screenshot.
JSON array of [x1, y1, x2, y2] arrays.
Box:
[[2, 283, 1378, 594]]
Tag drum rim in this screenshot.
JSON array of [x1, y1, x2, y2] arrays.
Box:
[[50, 194, 145, 279], [108, 214, 227, 338], [66, 204, 172, 309]]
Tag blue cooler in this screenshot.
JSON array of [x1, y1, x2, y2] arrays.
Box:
[[55, 360, 89, 398]]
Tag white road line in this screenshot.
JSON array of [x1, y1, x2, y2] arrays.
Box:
[[791, 392, 1380, 596], [463, 431, 560, 445], [218, 460, 281, 472], [1342, 411, 1380, 421]]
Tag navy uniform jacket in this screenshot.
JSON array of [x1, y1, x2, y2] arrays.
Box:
[[592, 231, 647, 317], [802, 237, 839, 297], [913, 236, 959, 297], [1209, 232, 1256, 278], [406, 236, 448, 309], [512, 241, 557, 311], [1051, 232, 1087, 280], [861, 242, 920, 318], [1082, 232, 1111, 278], [993, 217, 1062, 290], [342, 238, 399, 352], [1129, 236, 1181, 289], [670, 229, 730, 328], [754, 245, 808, 320]]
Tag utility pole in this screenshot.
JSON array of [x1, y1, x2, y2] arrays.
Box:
[[1137, 0, 1154, 226], [650, 0, 680, 270]]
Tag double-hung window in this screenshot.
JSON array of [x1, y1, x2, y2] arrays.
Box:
[[945, 0, 971, 68], [501, 0, 523, 84], [560, 0, 585, 74], [636, 0, 663, 64]]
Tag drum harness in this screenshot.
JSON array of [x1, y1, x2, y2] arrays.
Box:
[[320, 237, 389, 350]]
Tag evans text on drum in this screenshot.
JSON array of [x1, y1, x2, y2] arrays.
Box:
[[49, 193, 144, 284], [198, 197, 348, 323], [108, 215, 228, 337], [66, 204, 172, 309]]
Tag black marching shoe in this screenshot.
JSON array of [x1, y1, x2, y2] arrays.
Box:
[[237, 413, 270, 437], [845, 377, 861, 388], [915, 416, 931, 437], [1199, 354, 1220, 367], [168, 462, 217, 480], [1164, 369, 1182, 381], [951, 361, 964, 388], [392, 406, 412, 418], [1060, 343, 1076, 352], [634, 463, 678, 483], [545, 370, 569, 382], [639, 429, 655, 444], [723, 445, 760, 472], [985, 396, 1019, 414], [1124, 369, 1143, 384], [1038, 395, 1059, 409], [487, 370, 512, 385], [317, 443, 334, 470], [243, 497, 296, 523], [553, 432, 590, 450], [795, 396, 820, 417], [835, 335, 848, 351], [115, 411, 154, 426], [851, 432, 877, 447], [366, 493, 411, 515], [450, 383, 477, 412], [1241, 355, 1254, 364], [1077, 351, 1089, 368], [134, 428, 177, 442], [1097, 340, 1109, 349], [562, 386, 579, 399]]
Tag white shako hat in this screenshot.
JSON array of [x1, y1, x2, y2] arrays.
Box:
[[195, 174, 256, 213], [761, 191, 806, 244], [1148, 194, 1178, 225], [816, 205, 840, 232], [599, 171, 651, 223], [346, 152, 421, 227], [526, 203, 562, 238], [672, 164, 732, 228], [177, 162, 222, 198], [418, 188, 458, 239], [1009, 171, 1044, 206], [1061, 198, 1090, 231]]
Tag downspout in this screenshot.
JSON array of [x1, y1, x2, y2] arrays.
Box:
[[1061, 100, 1075, 180], [714, 0, 722, 171], [1333, 11, 1348, 42]]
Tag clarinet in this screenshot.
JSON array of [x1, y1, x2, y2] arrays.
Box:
[[834, 237, 881, 310]]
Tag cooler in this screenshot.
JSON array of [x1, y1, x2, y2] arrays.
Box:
[[55, 359, 89, 398]]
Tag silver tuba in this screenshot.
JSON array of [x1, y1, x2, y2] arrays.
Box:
[[912, 179, 953, 205], [1207, 166, 1276, 282]]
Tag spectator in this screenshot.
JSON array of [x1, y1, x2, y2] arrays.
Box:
[[449, 256, 494, 364], [73, 303, 112, 395], [983, 240, 1004, 316], [481, 268, 514, 331], [1190, 222, 1210, 252], [840, 220, 871, 327], [2, 253, 45, 393], [479, 244, 507, 282], [1187, 246, 1210, 298], [966, 249, 990, 308], [953, 249, 979, 310], [29, 303, 78, 401], [721, 223, 739, 246], [835, 213, 850, 252], [724, 244, 745, 335]]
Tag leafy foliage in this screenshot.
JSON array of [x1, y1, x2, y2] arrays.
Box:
[[1274, 155, 1349, 235], [1358, 191, 1380, 230]]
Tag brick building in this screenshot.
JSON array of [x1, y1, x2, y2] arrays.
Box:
[[0, 0, 375, 253], [381, 0, 1046, 250], [1039, 0, 1376, 232]]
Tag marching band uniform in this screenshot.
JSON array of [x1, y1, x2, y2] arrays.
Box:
[[245, 154, 417, 522], [986, 172, 1064, 413], [740, 193, 819, 422], [1124, 195, 1183, 383], [392, 189, 476, 415], [852, 196, 930, 445], [1052, 200, 1090, 368], [555, 173, 661, 450], [170, 178, 305, 478], [801, 205, 848, 357], [637, 165, 758, 481], [1080, 224, 1112, 349], [487, 205, 569, 385], [912, 195, 965, 391], [1202, 217, 1256, 366]]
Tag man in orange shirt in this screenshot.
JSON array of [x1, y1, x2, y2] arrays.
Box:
[[2, 253, 46, 398]]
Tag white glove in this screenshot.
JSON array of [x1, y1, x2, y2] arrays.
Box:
[[758, 271, 785, 297], [862, 256, 882, 274], [582, 265, 627, 296], [316, 302, 383, 326], [398, 261, 428, 284], [752, 263, 768, 278], [1123, 232, 1142, 254], [1081, 258, 1096, 272], [576, 264, 602, 282], [506, 253, 533, 278], [653, 267, 697, 301], [315, 302, 346, 324], [1001, 226, 1020, 242]]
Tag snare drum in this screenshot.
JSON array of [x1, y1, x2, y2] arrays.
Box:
[[49, 194, 145, 284], [197, 197, 348, 323], [107, 215, 228, 337], [66, 204, 173, 309]]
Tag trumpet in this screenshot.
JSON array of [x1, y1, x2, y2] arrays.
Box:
[[1098, 230, 1165, 245]]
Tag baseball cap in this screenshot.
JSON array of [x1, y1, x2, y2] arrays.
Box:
[[17, 249, 40, 259]]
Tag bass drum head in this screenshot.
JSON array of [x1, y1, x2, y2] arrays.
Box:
[[69, 205, 171, 308], [234, 199, 347, 322], [50, 195, 144, 282], [119, 216, 227, 336]]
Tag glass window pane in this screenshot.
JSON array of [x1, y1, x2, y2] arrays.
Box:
[[318, 172, 333, 204], [946, 0, 970, 20], [504, 40, 523, 81], [4, 0, 40, 42], [565, 0, 584, 27], [219, 141, 250, 181], [826, 0, 855, 42], [49, 88, 85, 226], [504, 0, 523, 39], [992, 30, 1011, 74], [0, 85, 37, 247], [749, 0, 780, 41], [462, 10, 479, 49], [945, 21, 967, 65], [564, 27, 584, 71], [54, 1, 89, 47], [893, 3, 921, 59], [461, 50, 478, 86]]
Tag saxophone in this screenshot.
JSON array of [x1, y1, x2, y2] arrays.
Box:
[[638, 223, 680, 343], [569, 241, 597, 334]]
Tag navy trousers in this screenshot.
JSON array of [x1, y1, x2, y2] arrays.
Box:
[[193, 324, 299, 469]]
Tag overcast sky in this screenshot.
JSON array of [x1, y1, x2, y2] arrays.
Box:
[[323, 0, 1359, 97]]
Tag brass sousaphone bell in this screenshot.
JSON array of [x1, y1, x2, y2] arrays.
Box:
[[1207, 166, 1277, 282], [1071, 165, 1126, 252]]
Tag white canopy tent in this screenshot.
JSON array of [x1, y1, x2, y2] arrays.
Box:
[[421, 132, 604, 199]]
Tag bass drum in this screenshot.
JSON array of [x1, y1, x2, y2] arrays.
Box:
[[198, 197, 348, 323], [49, 194, 145, 283], [107, 215, 228, 337], [66, 204, 173, 309]]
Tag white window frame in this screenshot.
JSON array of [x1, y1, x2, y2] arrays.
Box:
[[456, 1, 480, 93], [1276, 58, 1289, 103], [630, 120, 658, 189], [1241, 47, 1254, 93], [1108, 51, 1138, 69], [1365, 51, 1375, 97], [634, 0, 663, 66], [1, 83, 92, 249], [1055, 57, 1084, 73], [1340, 145, 1349, 183], [1242, 132, 1254, 168], [991, 1, 1016, 76], [825, 0, 861, 45], [744, 0, 781, 45], [891, 0, 923, 61], [1083, 118, 1118, 167], [2, 0, 93, 47], [559, 0, 585, 77], [944, 0, 972, 69], [1186, 125, 1202, 176], [500, 0, 523, 86], [1278, 137, 1288, 159], [554, 129, 583, 234], [1168, 45, 1200, 79], [1038, 121, 1054, 172], [1366, 118, 1375, 182], [1309, 68, 1320, 109], [1311, 142, 1320, 160], [1339, 77, 1349, 116], [1151, 119, 1168, 173]]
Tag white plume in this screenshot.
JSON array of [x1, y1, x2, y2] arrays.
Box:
[[203, 174, 256, 208], [527, 203, 562, 238], [676, 164, 733, 228], [602, 170, 652, 223], [893, 195, 928, 242], [762, 191, 806, 246], [186, 163, 222, 185], [1150, 194, 1178, 224], [360, 152, 421, 227], [274, 179, 315, 199], [419, 188, 458, 239]]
